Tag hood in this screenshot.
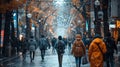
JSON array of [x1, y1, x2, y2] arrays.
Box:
[[75, 34, 81, 39], [92, 38, 103, 44]]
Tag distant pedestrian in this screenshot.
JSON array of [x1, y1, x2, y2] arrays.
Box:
[[88, 34, 107, 67], [67, 38, 72, 51], [46, 37, 51, 49], [71, 34, 86, 67], [63, 38, 67, 48], [20, 37, 28, 61], [39, 35, 49, 61], [28, 36, 37, 62], [54, 36, 65, 67], [51, 37, 57, 53], [104, 32, 118, 67]]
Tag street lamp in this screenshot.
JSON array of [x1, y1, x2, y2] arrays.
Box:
[[26, 13, 32, 38], [95, 0, 100, 6], [27, 13, 32, 18], [38, 19, 42, 37]]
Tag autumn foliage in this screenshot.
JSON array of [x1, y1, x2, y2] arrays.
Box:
[[0, 0, 26, 13]]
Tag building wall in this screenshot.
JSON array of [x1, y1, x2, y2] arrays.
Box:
[[111, 0, 118, 17]]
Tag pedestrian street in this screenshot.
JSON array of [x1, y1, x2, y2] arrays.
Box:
[[2, 48, 90, 67]]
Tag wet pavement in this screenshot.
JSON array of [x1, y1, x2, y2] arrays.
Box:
[[0, 47, 120, 67], [0, 48, 90, 67]]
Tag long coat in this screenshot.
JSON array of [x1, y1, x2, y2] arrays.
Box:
[[88, 38, 107, 67], [71, 40, 86, 57]]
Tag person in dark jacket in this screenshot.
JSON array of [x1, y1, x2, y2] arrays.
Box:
[[54, 36, 65, 67], [104, 32, 118, 67], [39, 35, 48, 61], [51, 37, 57, 53], [28, 36, 37, 62], [20, 37, 28, 61]]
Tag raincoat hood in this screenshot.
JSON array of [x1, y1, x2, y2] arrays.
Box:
[[92, 38, 103, 44]]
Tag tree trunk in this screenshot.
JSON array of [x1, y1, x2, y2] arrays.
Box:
[[102, 0, 109, 37], [0, 13, 2, 57], [94, 3, 101, 35], [0, 13, 2, 40], [88, 19, 91, 37], [16, 9, 19, 38], [3, 11, 11, 57]]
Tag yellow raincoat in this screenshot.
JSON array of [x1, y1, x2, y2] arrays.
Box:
[[88, 38, 107, 67]]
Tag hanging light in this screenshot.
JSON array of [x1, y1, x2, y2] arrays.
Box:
[[95, 0, 100, 6], [27, 13, 32, 18]]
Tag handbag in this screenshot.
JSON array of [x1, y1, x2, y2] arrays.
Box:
[[96, 43, 106, 61], [82, 55, 88, 65]]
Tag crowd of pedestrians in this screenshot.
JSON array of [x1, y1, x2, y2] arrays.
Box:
[[16, 31, 120, 67]]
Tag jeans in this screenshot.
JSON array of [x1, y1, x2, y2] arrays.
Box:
[[75, 57, 81, 67], [41, 49, 45, 61], [106, 53, 114, 67]]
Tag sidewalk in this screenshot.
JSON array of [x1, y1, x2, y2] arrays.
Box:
[[0, 54, 20, 64], [0, 48, 120, 67]]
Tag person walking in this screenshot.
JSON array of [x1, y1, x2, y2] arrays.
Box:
[[54, 36, 65, 67], [104, 32, 118, 67], [20, 37, 28, 61], [28, 36, 37, 62], [71, 34, 86, 67], [39, 35, 49, 61], [51, 37, 57, 53], [88, 34, 107, 67], [67, 38, 72, 51]]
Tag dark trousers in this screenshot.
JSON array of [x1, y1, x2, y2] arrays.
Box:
[[30, 51, 35, 62], [106, 53, 114, 67], [22, 49, 27, 60], [58, 53, 63, 67], [41, 49, 45, 61]]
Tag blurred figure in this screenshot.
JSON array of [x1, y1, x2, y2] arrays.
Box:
[[104, 32, 118, 67], [28, 36, 37, 62], [86, 36, 94, 49], [46, 37, 51, 49], [51, 37, 57, 53], [39, 35, 49, 61], [54, 36, 65, 67], [20, 37, 28, 61], [71, 34, 86, 67], [67, 38, 72, 52], [63, 38, 67, 48], [88, 34, 107, 67]]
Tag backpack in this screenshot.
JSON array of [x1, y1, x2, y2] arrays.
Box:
[[73, 41, 84, 57], [40, 38, 47, 50], [57, 41, 65, 54], [29, 39, 36, 51]]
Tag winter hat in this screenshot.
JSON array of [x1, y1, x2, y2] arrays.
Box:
[[58, 36, 62, 40], [76, 34, 81, 39]]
